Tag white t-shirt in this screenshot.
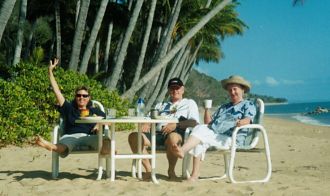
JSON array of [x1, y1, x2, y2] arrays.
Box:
[[155, 98, 200, 123]]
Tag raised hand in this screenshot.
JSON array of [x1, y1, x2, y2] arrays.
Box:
[[49, 58, 59, 71]]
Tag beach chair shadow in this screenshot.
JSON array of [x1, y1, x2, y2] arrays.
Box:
[[51, 100, 110, 180], [182, 98, 272, 183]]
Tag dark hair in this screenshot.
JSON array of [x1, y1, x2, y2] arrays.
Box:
[[75, 86, 90, 95], [73, 86, 92, 108]]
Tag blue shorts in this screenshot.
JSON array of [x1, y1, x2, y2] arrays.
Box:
[[59, 133, 98, 157]]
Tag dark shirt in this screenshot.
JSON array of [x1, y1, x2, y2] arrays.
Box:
[[58, 100, 105, 135]]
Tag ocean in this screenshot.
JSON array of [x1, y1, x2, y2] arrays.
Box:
[[265, 101, 330, 127]]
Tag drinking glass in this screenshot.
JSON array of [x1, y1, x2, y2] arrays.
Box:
[[106, 108, 117, 119]]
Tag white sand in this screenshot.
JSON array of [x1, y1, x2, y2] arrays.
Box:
[[1, 116, 330, 195]]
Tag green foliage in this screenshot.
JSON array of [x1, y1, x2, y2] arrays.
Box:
[[30, 46, 45, 65], [0, 79, 50, 146], [0, 62, 133, 146]]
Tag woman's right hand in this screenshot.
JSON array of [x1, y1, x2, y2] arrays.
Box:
[[49, 58, 59, 72]]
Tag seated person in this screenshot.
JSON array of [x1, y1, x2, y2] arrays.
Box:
[[172, 75, 256, 182], [36, 58, 110, 157], [128, 78, 200, 180]]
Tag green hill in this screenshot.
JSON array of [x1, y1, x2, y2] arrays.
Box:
[[185, 69, 287, 107]]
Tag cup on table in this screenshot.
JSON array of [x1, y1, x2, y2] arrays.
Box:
[[204, 99, 212, 109], [150, 109, 159, 119], [106, 108, 116, 119]]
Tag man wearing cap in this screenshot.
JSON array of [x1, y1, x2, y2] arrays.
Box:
[[172, 75, 256, 182], [128, 77, 200, 180]]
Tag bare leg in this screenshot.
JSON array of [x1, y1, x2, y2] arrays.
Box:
[[172, 135, 201, 158], [100, 138, 111, 155], [187, 156, 202, 182], [35, 136, 67, 153], [165, 133, 182, 180], [128, 132, 152, 180]]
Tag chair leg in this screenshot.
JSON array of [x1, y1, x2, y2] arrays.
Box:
[[182, 153, 191, 179], [52, 151, 59, 179], [131, 159, 137, 178], [106, 157, 111, 178], [228, 128, 272, 183]]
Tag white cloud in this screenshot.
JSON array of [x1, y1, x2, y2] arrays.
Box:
[[265, 76, 279, 86]]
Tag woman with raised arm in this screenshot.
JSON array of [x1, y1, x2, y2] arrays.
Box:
[[36, 58, 109, 157]]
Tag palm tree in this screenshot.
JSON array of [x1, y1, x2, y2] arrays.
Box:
[[131, 0, 157, 85], [12, 0, 27, 66], [79, 0, 109, 74], [54, 0, 61, 64], [0, 0, 17, 44], [121, 0, 232, 99], [68, 0, 90, 71], [105, 0, 144, 90]]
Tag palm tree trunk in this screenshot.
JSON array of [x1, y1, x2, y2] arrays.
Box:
[[104, 22, 113, 72], [68, 0, 90, 71], [121, 0, 232, 99], [145, 67, 166, 111], [0, 0, 17, 44], [131, 0, 157, 85], [95, 38, 100, 73], [79, 0, 109, 74], [106, 0, 144, 90], [55, 0, 62, 65], [152, 0, 182, 65], [182, 42, 202, 82], [12, 0, 27, 66], [155, 45, 187, 102]]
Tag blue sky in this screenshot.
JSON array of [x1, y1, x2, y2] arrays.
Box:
[[196, 0, 330, 103]]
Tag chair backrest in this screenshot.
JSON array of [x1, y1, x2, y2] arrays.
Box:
[[241, 98, 264, 149]]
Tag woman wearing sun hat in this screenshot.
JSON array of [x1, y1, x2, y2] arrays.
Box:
[[172, 75, 256, 182]]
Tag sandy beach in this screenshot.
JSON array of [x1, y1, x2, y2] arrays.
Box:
[[1, 116, 330, 196]]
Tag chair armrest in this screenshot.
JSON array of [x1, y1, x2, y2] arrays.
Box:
[[231, 124, 267, 149]]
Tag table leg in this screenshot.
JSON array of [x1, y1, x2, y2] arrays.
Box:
[[97, 123, 103, 180], [137, 123, 142, 179], [150, 123, 159, 184], [110, 123, 116, 181]]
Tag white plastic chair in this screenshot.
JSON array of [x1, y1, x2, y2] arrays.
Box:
[[182, 98, 272, 183], [51, 100, 110, 180]]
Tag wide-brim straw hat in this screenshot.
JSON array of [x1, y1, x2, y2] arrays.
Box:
[[221, 75, 251, 93]]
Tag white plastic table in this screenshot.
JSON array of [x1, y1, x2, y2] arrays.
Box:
[[76, 117, 178, 184]]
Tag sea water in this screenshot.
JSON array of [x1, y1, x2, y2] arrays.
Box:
[[265, 101, 330, 127]]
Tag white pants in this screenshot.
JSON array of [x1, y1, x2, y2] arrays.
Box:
[[189, 125, 232, 160]]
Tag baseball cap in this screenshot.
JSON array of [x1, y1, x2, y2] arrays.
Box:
[[168, 77, 184, 88]]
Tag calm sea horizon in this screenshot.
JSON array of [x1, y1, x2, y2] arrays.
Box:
[[265, 101, 330, 127]]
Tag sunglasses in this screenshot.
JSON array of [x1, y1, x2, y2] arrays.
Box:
[[75, 94, 90, 98]]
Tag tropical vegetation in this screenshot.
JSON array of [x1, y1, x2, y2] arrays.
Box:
[[0, 0, 289, 146]]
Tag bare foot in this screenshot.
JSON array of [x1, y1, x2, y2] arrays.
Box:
[[35, 136, 56, 151], [168, 170, 180, 181], [100, 138, 110, 155], [185, 176, 198, 183], [172, 144, 184, 158]]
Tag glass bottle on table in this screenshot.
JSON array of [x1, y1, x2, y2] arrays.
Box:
[[136, 98, 145, 117]]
